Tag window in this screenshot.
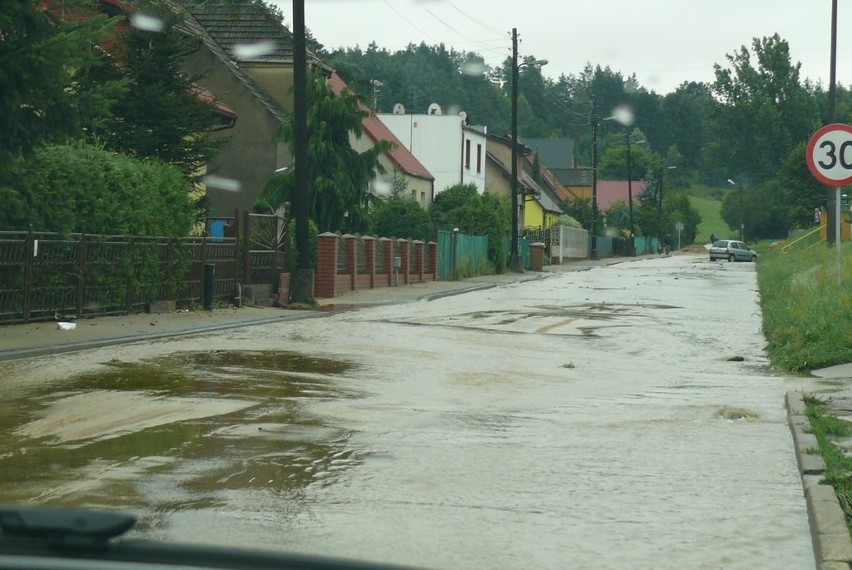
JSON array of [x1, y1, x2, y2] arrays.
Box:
[[476, 144, 482, 173], [465, 139, 471, 169]]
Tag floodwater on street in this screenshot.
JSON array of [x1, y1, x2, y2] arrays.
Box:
[[0, 254, 820, 569]]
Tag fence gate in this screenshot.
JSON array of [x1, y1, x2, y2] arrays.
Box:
[[242, 209, 290, 289]]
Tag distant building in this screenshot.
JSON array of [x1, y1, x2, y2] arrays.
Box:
[[379, 106, 475, 195]]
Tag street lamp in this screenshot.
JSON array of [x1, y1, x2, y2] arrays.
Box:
[[625, 131, 644, 256], [658, 165, 676, 248], [727, 178, 745, 241], [509, 27, 547, 272]]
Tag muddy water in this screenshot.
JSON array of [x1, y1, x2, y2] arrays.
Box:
[[0, 255, 817, 569]]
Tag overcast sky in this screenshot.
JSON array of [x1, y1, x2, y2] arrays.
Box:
[[272, 0, 850, 96]]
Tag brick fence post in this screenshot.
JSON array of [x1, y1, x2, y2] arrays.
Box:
[[315, 232, 338, 298], [344, 234, 356, 292], [428, 241, 438, 281], [413, 240, 424, 283], [364, 236, 375, 289], [382, 238, 393, 286], [399, 239, 410, 285]]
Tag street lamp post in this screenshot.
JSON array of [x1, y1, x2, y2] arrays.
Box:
[[590, 97, 599, 259], [509, 27, 547, 272], [727, 178, 743, 240], [625, 130, 644, 256], [658, 165, 676, 248]]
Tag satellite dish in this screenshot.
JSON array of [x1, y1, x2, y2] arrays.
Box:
[[427, 103, 442, 115], [392, 103, 405, 115]]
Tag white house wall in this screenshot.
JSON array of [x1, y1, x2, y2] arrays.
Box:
[[379, 114, 464, 195], [462, 128, 487, 194]]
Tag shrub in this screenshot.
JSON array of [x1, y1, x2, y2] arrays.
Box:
[[0, 142, 194, 236]]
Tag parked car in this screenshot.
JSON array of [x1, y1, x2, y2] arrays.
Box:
[[709, 240, 757, 262]]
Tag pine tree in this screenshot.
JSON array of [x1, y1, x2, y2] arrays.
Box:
[[86, 3, 223, 181]]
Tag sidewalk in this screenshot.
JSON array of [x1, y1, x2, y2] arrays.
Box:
[[0, 256, 647, 362]]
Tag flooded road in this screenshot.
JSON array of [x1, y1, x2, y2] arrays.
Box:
[[0, 254, 818, 569]]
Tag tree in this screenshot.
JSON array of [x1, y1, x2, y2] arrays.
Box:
[[0, 0, 114, 168], [775, 142, 826, 230], [262, 69, 390, 233], [431, 184, 510, 272], [83, 3, 224, 181], [372, 197, 432, 241], [706, 34, 820, 186], [663, 192, 701, 244], [597, 129, 659, 180]]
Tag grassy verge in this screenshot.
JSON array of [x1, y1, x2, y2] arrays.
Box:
[[758, 243, 852, 530], [757, 242, 852, 372]]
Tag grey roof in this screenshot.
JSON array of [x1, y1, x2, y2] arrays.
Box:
[[181, 8, 287, 123], [553, 168, 593, 187], [523, 138, 575, 171], [189, 3, 294, 62]]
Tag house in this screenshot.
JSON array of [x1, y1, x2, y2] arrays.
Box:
[[183, 2, 330, 216], [523, 154, 571, 229], [523, 138, 576, 171], [552, 168, 594, 203], [378, 106, 472, 195], [462, 125, 488, 194], [327, 74, 434, 208], [595, 180, 648, 211], [484, 133, 570, 230]]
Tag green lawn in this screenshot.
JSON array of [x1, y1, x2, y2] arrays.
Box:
[[689, 195, 727, 243]]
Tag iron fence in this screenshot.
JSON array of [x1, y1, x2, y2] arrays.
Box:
[[0, 230, 238, 324]]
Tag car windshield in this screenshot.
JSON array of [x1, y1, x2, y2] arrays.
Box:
[[1, 2, 843, 570]]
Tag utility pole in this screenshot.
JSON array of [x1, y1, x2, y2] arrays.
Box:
[[509, 28, 521, 272], [827, 0, 839, 245], [590, 96, 598, 259], [625, 129, 635, 255], [289, 0, 313, 304]]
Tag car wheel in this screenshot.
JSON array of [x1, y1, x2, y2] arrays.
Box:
[[727, 254, 734, 262], [750, 255, 756, 262]]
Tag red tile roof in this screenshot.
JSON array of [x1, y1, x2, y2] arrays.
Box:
[[595, 180, 648, 211], [328, 73, 433, 181]]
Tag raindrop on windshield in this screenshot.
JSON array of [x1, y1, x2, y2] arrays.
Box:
[[130, 13, 165, 33], [201, 175, 242, 193], [232, 41, 276, 59]]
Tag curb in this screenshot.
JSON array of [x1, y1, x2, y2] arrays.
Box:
[[786, 391, 852, 569], [0, 311, 326, 362]]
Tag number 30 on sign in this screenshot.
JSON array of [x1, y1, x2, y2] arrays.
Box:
[[806, 123, 852, 186]]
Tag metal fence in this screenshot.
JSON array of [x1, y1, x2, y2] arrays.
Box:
[[0, 230, 240, 323], [438, 230, 491, 279]]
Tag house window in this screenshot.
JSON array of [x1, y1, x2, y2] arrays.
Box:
[[476, 144, 482, 173], [420, 192, 425, 207], [465, 139, 471, 169]]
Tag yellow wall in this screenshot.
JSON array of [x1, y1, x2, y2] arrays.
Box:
[[242, 65, 295, 112], [524, 198, 545, 227], [523, 198, 559, 228], [819, 211, 852, 241]]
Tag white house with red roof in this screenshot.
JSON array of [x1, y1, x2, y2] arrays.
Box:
[[327, 74, 435, 208], [379, 106, 481, 196]]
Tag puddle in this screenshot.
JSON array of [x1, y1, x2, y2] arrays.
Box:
[[0, 350, 363, 508]]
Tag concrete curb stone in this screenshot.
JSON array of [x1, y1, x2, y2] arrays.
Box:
[[787, 391, 852, 569]]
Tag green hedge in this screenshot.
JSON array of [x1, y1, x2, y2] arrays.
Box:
[[0, 142, 194, 236]]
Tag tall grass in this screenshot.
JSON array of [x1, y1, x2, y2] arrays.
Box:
[[757, 242, 852, 372]]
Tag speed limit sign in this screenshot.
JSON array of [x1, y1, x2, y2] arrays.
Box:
[[806, 123, 852, 186]]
